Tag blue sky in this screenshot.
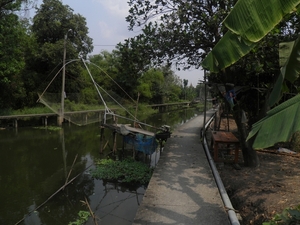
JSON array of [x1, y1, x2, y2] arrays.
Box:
[[33, 0, 203, 86]]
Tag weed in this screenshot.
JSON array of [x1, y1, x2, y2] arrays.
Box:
[[33, 126, 61, 131]]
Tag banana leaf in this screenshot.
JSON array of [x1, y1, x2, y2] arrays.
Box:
[[247, 94, 300, 149], [279, 41, 295, 67], [268, 36, 300, 106], [223, 0, 300, 43], [202, 0, 300, 73], [201, 31, 256, 72]]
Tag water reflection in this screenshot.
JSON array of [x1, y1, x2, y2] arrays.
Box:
[[0, 107, 203, 225]]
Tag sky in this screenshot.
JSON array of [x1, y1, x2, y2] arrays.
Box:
[[32, 0, 203, 86]]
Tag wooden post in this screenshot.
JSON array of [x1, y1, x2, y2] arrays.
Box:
[[113, 131, 117, 153], [133, 145, 135, 159], [15, 119, 18, 128], [99, 126, 104, 153], [98, 112, 101, 124]]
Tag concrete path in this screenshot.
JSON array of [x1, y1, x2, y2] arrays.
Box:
[[133, 110, 230, 225]]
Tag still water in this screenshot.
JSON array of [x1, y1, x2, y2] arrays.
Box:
[[0, 107, 203, 225]]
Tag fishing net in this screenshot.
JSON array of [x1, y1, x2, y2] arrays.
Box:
[[37, 59, 137, 126], [37, 89, 136, 126]]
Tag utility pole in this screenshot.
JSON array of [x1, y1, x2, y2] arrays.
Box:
[[58, 29, 72, 126]]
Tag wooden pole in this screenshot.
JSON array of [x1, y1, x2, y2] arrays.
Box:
[[134, 92, 140, 128], [100, 126, 104, 153], [113, 131, 117, 153]]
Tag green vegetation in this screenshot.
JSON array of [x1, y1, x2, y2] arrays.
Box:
[[126, 0, 300, 167], [33, 126, 61, 131], [263, 205, 300, 225], [0, 0, 200, 118], [68, 211, 90, 225], [91, 158, 153, 185], [6, 107, 53, 115], [5, 0, 300, 168]]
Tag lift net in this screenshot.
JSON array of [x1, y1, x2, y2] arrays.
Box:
[[38, 89, 134, 126], [37, 58, 141, 126], [39, 89, 133, 126]]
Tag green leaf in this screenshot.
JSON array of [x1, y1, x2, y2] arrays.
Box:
[[268, 70, 285, 107], [269, 35, 300, 106], [280, 36, 300, 83], [279, 41, 294, 67], [201, 31, 256, 72], [247, 94, 300, 149], [202, 0, 300, 73], [223, 0, 300, 43]]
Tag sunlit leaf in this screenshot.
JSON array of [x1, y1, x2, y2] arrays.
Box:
[[223, 0, 300, 43], [279, 41, 294, 67], [202, 0, 300, 73], [201, 31, 256, 72]]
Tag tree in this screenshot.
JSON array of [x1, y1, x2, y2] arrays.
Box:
[[125, 0, 300, 167], [137, 68, 164, 103], [113, 36, 153, 98], [160, 66, 182, 102], [126, 0, 238, 69], [183, 79, 188, 100], [0, 0, 30, 110], [30, 0, 93, 97], [202, 0, 300, 163]]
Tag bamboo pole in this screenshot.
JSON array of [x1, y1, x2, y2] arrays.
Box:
[[64, 154, 78, 189]]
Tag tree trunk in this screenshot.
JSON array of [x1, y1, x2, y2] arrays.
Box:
[[233, 106, 260, 167]]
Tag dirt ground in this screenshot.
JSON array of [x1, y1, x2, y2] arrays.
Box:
[[207, 116, 300, 225]]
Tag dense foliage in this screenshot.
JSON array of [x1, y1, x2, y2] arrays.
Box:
[[126, 0, 238, 69], [125, 0, 300, 167], [0, 0, 197, 115]]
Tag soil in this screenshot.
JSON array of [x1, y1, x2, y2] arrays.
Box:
[[207, 116, 300, 225]]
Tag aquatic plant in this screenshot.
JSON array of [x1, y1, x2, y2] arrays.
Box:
[[91, 158, 153, 185], [68, 210, 90, 225], [33, 126, 62, 131]]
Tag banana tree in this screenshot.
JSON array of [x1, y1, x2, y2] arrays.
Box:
[[202, 0, 300, 72], [202, 0, 300, 158]]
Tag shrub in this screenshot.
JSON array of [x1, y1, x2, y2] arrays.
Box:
[[263, 205, 300, 225]]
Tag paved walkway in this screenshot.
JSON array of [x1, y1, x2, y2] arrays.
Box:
[[133, 110, 230, 225]]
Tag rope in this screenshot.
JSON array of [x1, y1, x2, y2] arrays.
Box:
[[36, 59, 81, 103], [88, 61, 136, 104], [81, 58, 114, 123]]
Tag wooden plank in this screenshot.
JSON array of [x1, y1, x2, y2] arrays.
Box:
[[102, 123, 155, 137], [116, 124, 155, 137]]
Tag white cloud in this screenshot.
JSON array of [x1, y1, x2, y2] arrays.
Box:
[[97, 21, 113, 39], [97, 0, 129, 18]]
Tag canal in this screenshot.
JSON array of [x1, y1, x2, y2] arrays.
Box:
[[0, 107, 204, 225]]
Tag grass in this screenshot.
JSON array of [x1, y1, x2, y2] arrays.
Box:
[[0, 106, 53, 116]]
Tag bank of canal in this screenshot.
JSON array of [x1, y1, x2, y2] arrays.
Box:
[[0, 107, 203, 225]]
